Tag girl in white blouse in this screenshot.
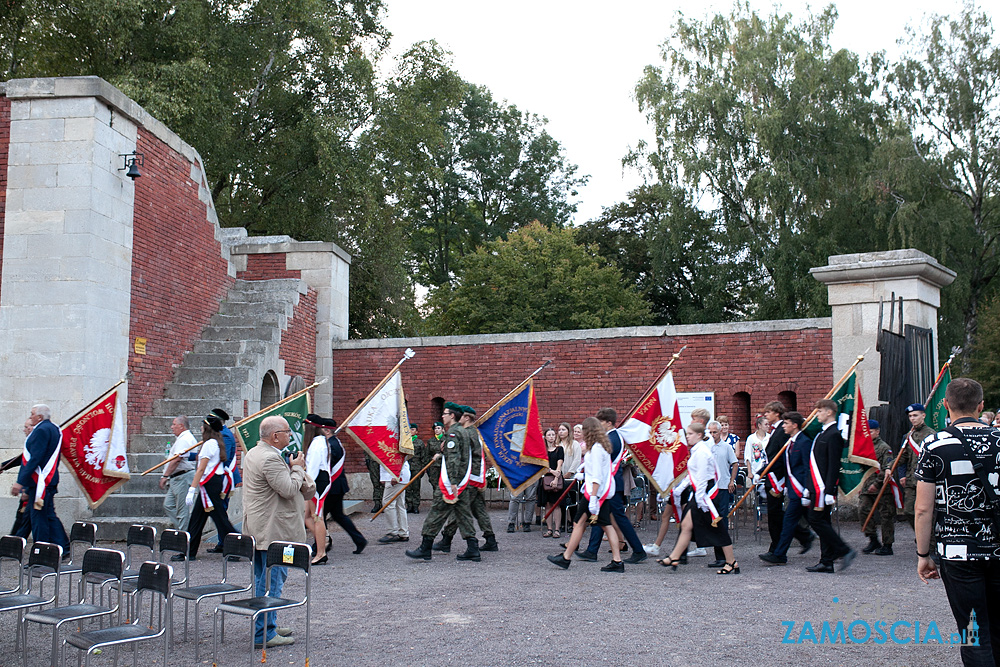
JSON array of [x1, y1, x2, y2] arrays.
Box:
[[304, 417, 332, 564]]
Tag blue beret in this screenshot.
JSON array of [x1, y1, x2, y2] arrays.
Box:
[[868, 419, 880, 430], [906, 403, 925, 414]]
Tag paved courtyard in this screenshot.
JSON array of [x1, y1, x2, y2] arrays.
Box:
[[1, 505, 966, 666]]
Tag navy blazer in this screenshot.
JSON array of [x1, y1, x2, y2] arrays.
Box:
[[784, 432, 811, 498], [608, 429, 625, 492], [17, 419, 61, 494], [327, 436, 350, 496], [764, 426, 790, 490], [809, 424, 844, 500]]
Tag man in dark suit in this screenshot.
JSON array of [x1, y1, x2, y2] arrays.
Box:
[[804, 399, 857, 573], [760, 412, 813, 564], [323, 424, 367, 554], [761, 401, 813, 557], [12, 404, 69, 551]]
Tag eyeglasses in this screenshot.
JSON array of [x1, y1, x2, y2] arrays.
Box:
[[274, 429, 292, 435]]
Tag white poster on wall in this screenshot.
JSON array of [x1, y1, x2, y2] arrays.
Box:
[[677, 392, 715, 426]]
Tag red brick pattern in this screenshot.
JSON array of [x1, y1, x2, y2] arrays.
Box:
[[0, 95, 10, 303], [332, 328, 833, 474], [237, 253, 300, 280], [279, 287, 317, 388], [128, 127, 234, 437]]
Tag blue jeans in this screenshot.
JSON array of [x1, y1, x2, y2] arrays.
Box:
[[585, 491, 645, 556], [253, 550, 288, 643]]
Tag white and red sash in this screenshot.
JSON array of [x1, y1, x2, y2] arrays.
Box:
[[22, 427, 62, 510], [199, 460, 222, 511], [888, 477, 903, 509], [689, 468, 721, 521], [808, 434, 828, 509], [767, 471, 785, 495], [610, 437, 626, 476], [670, 478, 690, 522], [470, 445, 487, 489], [581, 453, 614, 507], [312, 473, 332, 515], [784, 436, 806, 498], [907, 432, 922, 457], [329, 449, 345, 484], [439, 454, 472, 503], [219, 458, 236, 498]]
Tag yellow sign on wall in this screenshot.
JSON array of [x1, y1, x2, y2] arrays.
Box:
[[134, 338, 147, 355]]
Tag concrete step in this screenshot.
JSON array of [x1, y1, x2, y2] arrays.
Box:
[[180, 351, 260, 368], [92, 492, 169, 518], [174, 366, 253, 385], [217, 300, 293, 318], [191, 339, 268, 355], [164, 382, 241, 400], [200, 325, 281, 343], [90, 517, 176, 543], [231, 278, 302, 294], [130, 433, 175, 455], [209, 313, 285, 329], [157, 398, 244, 417]]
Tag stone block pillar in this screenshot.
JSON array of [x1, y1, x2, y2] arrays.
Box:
[[810, 249, 956, 406]]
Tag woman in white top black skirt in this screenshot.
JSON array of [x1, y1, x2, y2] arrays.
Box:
[[304, 415, 333, 565], [656, 422, 740, 574], [547, 417, 623, 571], [184, 415, 238, 560]]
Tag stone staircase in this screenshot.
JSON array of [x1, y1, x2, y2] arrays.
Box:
[[91, 278, 307, 540]]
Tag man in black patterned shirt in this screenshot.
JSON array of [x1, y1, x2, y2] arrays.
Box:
[[915, 377, 1000, 667]]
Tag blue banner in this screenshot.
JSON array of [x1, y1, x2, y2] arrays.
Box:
[[476, 380, 547, 496]]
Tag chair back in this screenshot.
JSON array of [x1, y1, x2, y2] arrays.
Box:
[[264, 542, 310, 598], [159, 529, 190, 585], [0, 535, 26, 595], [222, 533, 255, 562], [125, 525, 156, 568], [25, 541, 62, 601], [131, 561, 172, 638], [79, 548, 124, 605], [66, 521, 97, 566]]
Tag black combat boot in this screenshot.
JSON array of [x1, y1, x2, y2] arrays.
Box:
[[432, 534, 453, 553], [480, 534, 499, 552], [874, 544, 893, 556], [862, 536, 881, 554], [405, 536, 433, 561], [456, 538, 481, 562]]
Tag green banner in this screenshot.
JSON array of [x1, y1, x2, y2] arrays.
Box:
[[234, 393, 311, 455], [927, 366, 951, 431], [802, 372, 875, 497]]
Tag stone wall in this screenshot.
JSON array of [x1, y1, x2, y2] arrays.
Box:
[[128, 125, 235, 438], [332, 319, 833, 479], [0, 94, 9, 302], [278, 287, 318, 387]]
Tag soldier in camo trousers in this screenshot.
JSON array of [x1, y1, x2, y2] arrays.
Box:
[[859, 420, 896, 556], [365, 452, 384, 513], [406, 424, 424, 514]]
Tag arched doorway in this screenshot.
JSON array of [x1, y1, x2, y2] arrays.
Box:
[[261, 370, 280, 408], [732, 392, 751, 438], [778, 390, 797, 413]]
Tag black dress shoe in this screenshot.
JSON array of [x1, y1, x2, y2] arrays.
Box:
[[862, 537, 881, 554], [507, 523, 516, 533], [839, 548, 858, 571], [352, 538, 367, 555], [575, 550, 598, 562], [600, 560, 625, 572], [806, 563, 835, 573], [706, 559, 727, 568], [547, 554, 571, 569], [624, 552, 648, 564], [759, 553, 787, 565], [208, 544, 224, 554], [874, 545, 893, 556], [799, 538, 814, 555]]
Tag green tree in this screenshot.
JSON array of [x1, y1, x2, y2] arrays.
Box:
[[888, 5, 1000, 359], [424, 221, 651, 335], [967, 292, 1000, 409], [630, 4, 889, 320]]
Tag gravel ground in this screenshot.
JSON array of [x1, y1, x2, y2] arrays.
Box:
[[0, 505, 966, 667]]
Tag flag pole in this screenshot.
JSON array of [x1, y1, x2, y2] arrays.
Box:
[[472, 360, 552, 428], [861, 352, 956, 532], [617, 346, 687, 429], [334, 349, 416, 434], [140, 379, 325, 476], [370, 457, 436, 522], [728, 348, 870, 518], [543, 479, 578, 522]]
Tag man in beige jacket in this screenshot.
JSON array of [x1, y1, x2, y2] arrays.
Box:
[[242, 415, 315, 649]]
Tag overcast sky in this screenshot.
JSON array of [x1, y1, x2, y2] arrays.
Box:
[[382, 0, 986, 223]]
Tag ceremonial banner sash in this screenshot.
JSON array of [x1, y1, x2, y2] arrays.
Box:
[[475, 378, 547, 495], [784, 439, 806, 498], [198, 460, 222, 511], [617, 370, 690, 495], [329, 445, 345, 483], [767, 471, 785, 495], [342, 370, 413, 479], [235, 392, 311, 455], [60, 386, 131, 509], [440, 454, 472, 503], [22, 427, 61, 510], [580, 451, 614, 506], [470, 449, 487, 489], [889, 477, 904, 509]]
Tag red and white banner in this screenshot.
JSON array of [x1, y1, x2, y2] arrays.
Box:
[[60, 387, 131, 509], [342, 370, 413, 480], [617, 371, 690, 494]]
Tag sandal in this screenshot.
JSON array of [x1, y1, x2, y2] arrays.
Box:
[[657, 556, 679, 571], [542, 530, 553, 538], [552, 530, 560, 538], [717, 561, 741, 575]]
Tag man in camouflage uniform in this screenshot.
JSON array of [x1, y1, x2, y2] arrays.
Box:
[[406, 423, 424, 514], [859, 420, 896, 555], [434, 406, 499, 553], [424, 423, 444, 500], [897, 403, 936, 530], [406, 402, 479, 562], [365, 452, 384, 513]]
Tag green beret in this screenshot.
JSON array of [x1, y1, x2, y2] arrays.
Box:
[[460, 405, 476, 416], [433, 421, 443, 427], [443, 401, 461, 411], [409, 422, 418, 429]]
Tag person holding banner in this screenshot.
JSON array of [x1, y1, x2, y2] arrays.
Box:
[[547, 417, 622, 571], [436, 407, 499, 553], [323, 427, 367, 555], [12, 404, 70, 552], [858, 420, 896, 556], [759, 412, 812, 566], [898, 403, 936, 531], [182, 415, 239, 560], [304, 415, 333, 564], [160, 416, 198, 532]]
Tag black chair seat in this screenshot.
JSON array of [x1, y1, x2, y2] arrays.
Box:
[[25, 603, 111, 624], [218, 596, 300, 615], [175, 582, 245, 600], [0, 593, 48, 610], [65, 624, 159, 650]]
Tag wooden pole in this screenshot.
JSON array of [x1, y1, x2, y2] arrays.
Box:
[[370, 457, 435, 522], [728, 349, 870, 518], [861, 353, 956, 532], [617, 346, 687, 429], [472, 360, 551, 428], [543, 479, 577, 521], [140, 380, 324, 476], [335, 349, 415, 434]]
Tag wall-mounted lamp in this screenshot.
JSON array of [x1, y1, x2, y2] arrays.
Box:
[[118, 153, 144, 180]]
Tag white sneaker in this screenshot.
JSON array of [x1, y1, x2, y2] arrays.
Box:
[[644, 543, 661, 557], [687, 546, 707, 557]]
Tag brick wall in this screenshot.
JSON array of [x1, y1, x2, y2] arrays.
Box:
[[0, 95, 10, 303], [128, 127, 233, 437], [279, 287, 317, 386], [332, 326, 833, 475], [236, 253, 300, 281]]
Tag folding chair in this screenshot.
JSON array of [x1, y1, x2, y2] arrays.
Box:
[[0, 535, 26, 597], [22, 547, 123, 667], [213, 541, 311, 667], [0, 541, 61, 656], [63, 561, 173, 667], [174, 533, 254, 661]]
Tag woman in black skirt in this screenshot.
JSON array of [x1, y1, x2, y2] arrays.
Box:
[[656, 422, 740, 574]]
